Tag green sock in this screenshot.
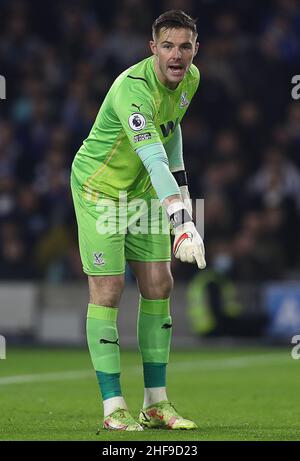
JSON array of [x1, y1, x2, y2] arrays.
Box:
[[87, 303, 122, 401], [137, 296, 172, 388]]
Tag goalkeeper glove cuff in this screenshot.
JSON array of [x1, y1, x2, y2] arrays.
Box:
[[167, 202, 206, 270], [167, 201, 193, 229]]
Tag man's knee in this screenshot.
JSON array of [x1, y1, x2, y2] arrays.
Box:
[[159, 273, 174, 298], [142, 271, 174, 299], [88, 275, 125, 307]]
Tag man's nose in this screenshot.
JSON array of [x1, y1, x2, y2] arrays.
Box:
[[171, 46, 182, 59]]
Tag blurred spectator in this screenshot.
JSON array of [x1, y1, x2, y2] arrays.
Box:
[[284, 102, 300, 146], [187, 238, 267, 336], [0, 221, 37, 279], [101, 12, 148, 72], [0, 178, 16, 221], [33, 148, 70, 227], [15, 185, 48, 250], [260, 9, 300, 62], [0, 121, 20, 179], [246, 146, 300, 211], [232, 230, 279, 281]]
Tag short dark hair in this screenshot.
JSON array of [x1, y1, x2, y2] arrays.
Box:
[[152, 10, 198, 39]]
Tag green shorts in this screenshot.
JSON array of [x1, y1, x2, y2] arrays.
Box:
[[71, 180, 171, 275]]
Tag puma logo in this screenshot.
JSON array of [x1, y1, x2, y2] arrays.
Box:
[[161, 323, 172, 329], [132, 103, 143, 111], [140, 410, 151, 422], [99, 338, 120, 346]]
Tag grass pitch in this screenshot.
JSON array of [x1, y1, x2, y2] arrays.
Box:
[[0, 346, 299, 441]]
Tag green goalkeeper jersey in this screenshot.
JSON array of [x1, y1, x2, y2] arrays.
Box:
[[71, 55, 200, 201]]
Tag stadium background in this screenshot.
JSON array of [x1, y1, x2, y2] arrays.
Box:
[[0, 0, 300, 441], [1, 0, 300, 343], [0, 0, 300, 440]]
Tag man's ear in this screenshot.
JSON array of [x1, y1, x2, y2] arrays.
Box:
[[149, 40, 157, 56], [194, 42, 199, 57]]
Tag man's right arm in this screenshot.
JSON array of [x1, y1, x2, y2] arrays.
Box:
[[135, 143, 181, 203], [164, 124, 192, 217], [113, 85, 206, 269]]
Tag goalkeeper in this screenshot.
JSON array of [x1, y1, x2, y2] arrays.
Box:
[[71, 9, 206, 431]]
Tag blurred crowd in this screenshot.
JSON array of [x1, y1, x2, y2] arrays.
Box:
[[0, 0, 300, 282]]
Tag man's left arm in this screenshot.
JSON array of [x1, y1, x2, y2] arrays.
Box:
[[164, 124, 192, 218]]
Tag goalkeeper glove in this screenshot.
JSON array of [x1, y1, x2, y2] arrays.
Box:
[[167, 202, 206, 270]]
